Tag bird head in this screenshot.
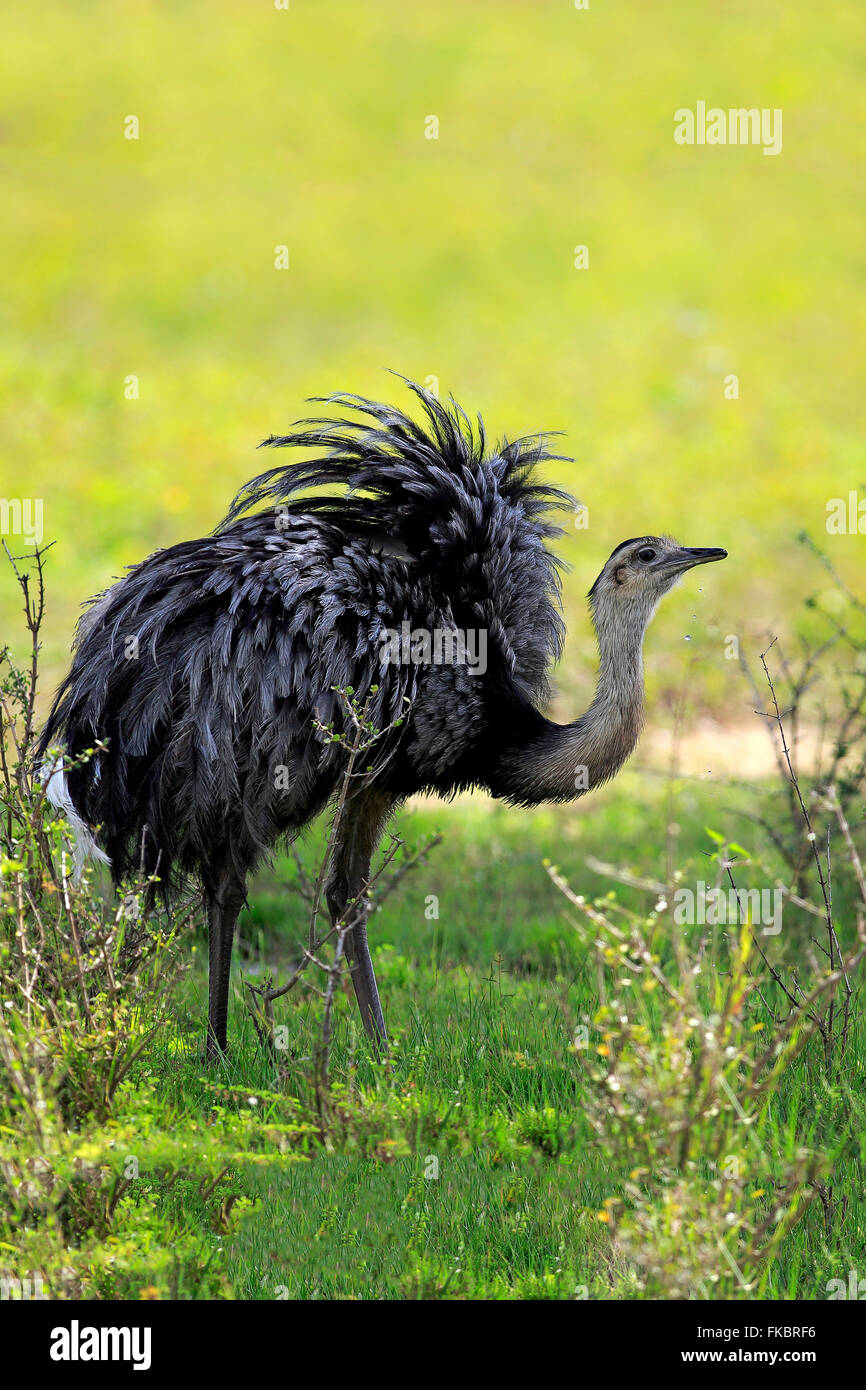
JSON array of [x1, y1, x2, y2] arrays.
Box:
[[589, 536, 727, 617]]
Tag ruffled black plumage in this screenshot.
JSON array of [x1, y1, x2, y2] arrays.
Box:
[[39, 381, 573, 893]]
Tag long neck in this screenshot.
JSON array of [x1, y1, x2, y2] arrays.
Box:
[[491, 595, 649, 805]]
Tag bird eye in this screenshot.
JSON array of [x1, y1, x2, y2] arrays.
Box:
[[636, 546, 656, 563]]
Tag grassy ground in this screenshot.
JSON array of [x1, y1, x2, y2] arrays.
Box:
[[3, 624, 864, 1297], [126, 778, 865, 1300]]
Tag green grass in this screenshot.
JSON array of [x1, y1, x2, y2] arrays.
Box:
[[4, 733, 864, 1299], [122, 780, 865, 1300]]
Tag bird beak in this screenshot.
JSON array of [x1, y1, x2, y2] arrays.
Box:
[[670, 546, 728, 572]]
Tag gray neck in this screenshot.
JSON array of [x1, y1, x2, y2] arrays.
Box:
[[493, 593, 651, 804]]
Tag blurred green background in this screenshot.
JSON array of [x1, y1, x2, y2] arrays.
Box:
[[1, 0, 864, 711]]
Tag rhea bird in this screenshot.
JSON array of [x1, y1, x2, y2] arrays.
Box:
[[39, 382, 726, 1057]]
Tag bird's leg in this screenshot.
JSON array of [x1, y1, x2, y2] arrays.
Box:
[[325, 786, 394, 1049], [204, 867, 246, 1060], [345, 914, 387, 1045]]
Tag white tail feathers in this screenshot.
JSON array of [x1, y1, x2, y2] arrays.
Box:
[[41, 755, 111, 882]]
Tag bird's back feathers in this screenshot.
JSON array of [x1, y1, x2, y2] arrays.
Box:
[[39, 382, 574, 890]]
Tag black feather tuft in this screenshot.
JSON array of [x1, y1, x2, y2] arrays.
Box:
[[222, 378, 574, 562]]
